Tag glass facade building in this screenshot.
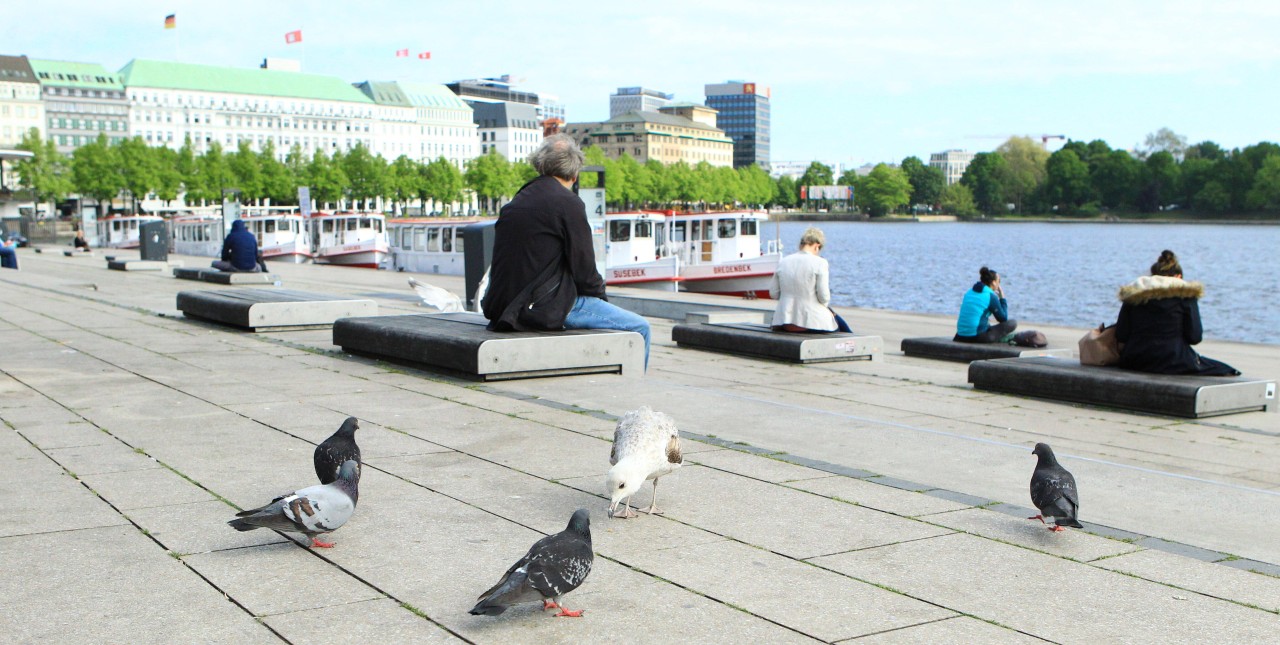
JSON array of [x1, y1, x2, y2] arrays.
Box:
[[703, 81, 769, 169]]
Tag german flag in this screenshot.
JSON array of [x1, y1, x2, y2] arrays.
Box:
[[164, 14, 175, 29]]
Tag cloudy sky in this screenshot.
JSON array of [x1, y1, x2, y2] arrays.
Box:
[[5, 0, 1278, 166]]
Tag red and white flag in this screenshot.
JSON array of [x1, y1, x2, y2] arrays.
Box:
[[284, 30, 303, 44], [395, 49, 409, 57], [417, 51, 431, 60]]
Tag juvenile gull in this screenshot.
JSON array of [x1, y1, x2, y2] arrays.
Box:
[[606, 407, 683, 519]]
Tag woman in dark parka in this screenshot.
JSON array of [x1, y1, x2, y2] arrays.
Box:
[[1114, 249, 1239, 376]]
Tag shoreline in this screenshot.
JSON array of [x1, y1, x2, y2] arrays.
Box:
[[770, 212, 1280, 225]]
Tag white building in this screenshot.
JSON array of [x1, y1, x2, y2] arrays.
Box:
[[0, 55, 45, 148], [929, 149, 975, 185], [355, 80, 477, 170], [473, 101, 541, 162], [609, 87, 673, 118]]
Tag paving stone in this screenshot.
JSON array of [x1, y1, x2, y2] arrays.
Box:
[[923, 507, 1141, 562], [184, 542, 384, 616], [0, 446, 128, 537], [79, 466, 215, 510], [0, 525, 278, 644], [125, 499, 288, 555], [0, 402, 85, 428], [847, 615, 1048, 644], [263, 598, 465, 644], [619, 538, 956, 641], [786, 476, 973, 517], [1095, 548, 1280, 613], [515, 407, 618, 437], [689, 448, 831, 483], [811, 533, 1279, 644], [12, 420, 112, 450]]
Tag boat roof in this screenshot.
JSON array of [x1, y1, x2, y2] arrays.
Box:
[[387, 217, 490, 225]]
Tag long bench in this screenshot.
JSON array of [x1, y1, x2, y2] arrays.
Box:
[[176, 289, 377, 332], [671, 322, 883, 364], [901, 336, 1073, 362], [969, 356, 1277, 418], [332, 312, 645, 381], [173, 267, 279, 285]]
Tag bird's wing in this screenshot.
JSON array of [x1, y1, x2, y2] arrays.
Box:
[[281, 484, 355, 533], [667, 433, 682, 465], [1031, 468, 1079, 515], [408, 277, 463, 313], [525, 535, 593, 598], [314, 440, 361, 485]]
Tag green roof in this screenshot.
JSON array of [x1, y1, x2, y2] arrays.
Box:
[[119, 59, 371, 103], [355, 81, 409, 106], [28, 59, 123, 89], [355, 80, 470, 110]]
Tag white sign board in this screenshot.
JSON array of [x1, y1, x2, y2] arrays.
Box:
[[298, 186, 312, 218], [579, 188, 607, 279]]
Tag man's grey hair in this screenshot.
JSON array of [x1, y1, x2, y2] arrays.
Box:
[[529, 133, 585, 180]]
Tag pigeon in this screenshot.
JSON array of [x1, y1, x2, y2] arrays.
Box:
[[470, 508, 594, 618], [408, 277, 464, 313], [228, 460, 359, 548], [315, 417, 361, 485], [1028, 443, 1083, 531], [606, 407, 683, 519]]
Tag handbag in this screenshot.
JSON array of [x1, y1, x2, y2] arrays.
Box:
[[1011, 330, 1047, 348], [1079, 324, 1120, 366]]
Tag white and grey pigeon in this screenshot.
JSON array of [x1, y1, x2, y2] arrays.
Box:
[[1029, 443, 1083, 532], [408, 277, 464, 313], [228, 460, 359, 548], [314, 417, 361, 485], [606, 407, 683, 519], [470, 508, 594, 618]]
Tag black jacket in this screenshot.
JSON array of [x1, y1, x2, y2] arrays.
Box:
[[482, 176, 606, 330], [1114, 275, 1237, 376]]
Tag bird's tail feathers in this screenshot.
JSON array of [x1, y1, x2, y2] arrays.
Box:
[[227, 518, 258, 532], [470, 571, 527, 615], [1058, 518, 1084, 528]]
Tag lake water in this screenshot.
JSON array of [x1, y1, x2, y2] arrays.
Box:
[[772, 221, 1280, 345]]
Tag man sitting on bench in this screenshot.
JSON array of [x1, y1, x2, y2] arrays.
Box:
[[481, 134, 650, 368], [211, 220, 260, 273]]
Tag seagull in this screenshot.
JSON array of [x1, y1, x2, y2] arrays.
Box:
[[606, 407, 683, 519], [1029, 443, 1083, 532], [228, 460, 359, 548], [314, 417, 361, 485], [408, 277, 464, 313], [470, 508, 594, 618]]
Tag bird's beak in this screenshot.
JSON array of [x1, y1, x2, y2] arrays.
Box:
[[607, 500, 618, 517]]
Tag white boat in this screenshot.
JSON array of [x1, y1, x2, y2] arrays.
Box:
[[603, 209, 780, 297], [386, 217, 487, 275], [241, 208, 312, 264], [310, 211, 389, 268], [170, 210, 224, 257], [96, 214, 163, 249]]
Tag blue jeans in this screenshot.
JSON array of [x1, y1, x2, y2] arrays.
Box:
[[0, 245, 17, 270], [563, 296, 651, 369]]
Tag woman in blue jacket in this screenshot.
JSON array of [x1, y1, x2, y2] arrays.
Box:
[[954, 266, 1017, 343]]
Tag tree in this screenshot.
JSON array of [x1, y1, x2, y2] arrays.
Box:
[[960, 152, 1008, 214], [737, 164, 774, 207], [284, 144, 309, 195], [1193, 180, 1231, 213], [71, 133, 123, 215], [939, 182, 978, 217], [1245, 154, 1280, 211], [995, 136, 1048, 214], [419, 157, 465, 212], [773, 175, 799, 208], [229, 141, 264, 203], [116, 136, 159, 213], [13, 129, 73, 213], [859, 163, 912, 216], [1042, 149, 1092, 212], [616, 154, 650, 207], [342, 143, 386, 210], [258, 141, 294, 204], [175, 138, 200, 203], [900, 156, 945, 207], [645, 159, 675, 205], [1137, 150, 1180, 212], [465, 150, 514, 212], [152, 146, 184, 205], [1138, 127, 1188, 161], [796, 161, 834, 191], [1185, 140, 1224, 162], [195, 141, 236, 204], [1091, 150, 1141, 209], [384, 155, 422, 215], [307, 149, 348, 208]]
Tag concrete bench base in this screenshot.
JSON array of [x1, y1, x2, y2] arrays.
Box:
[[684, 310, 768, 325], [177, 289, 377, 332], [108, 260, 171, 271], [173, 267, 279, 285], [902, 336, 1073, 362], [672, 322, 883, 364], [969, 356, 1277, 418], [333, 312, 644, 381]]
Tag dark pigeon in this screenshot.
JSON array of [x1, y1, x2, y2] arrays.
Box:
[[229, 460, 359, 548], [1029, 443, 1083, 531], [315, 417, 361, 485], [470, 508, 594, 618]]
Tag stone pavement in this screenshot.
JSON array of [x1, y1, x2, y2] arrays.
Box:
[[1, 247, 1277, 644]]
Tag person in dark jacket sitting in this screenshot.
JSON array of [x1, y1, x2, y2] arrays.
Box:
[[211, 219, 260, 272], [481, 133, 650, 366], [1114, 249, 1239, 376], [954, 266, 1017, 343]]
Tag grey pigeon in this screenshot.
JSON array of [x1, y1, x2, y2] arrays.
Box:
[[229, 460, 359, 548], [315, 417, 361, 485], [606, 407, 683, 519], [1029, 443, 1083, 531], [470, 509, 594, 618]]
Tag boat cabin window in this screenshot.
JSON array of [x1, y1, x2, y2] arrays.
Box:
[[672, 221, 686, 242], [347, 219, 359, 231], [717, 219, 736, 239], [453, 228, 464, 253], [634, 221, 652, 238], [323, 220, 334, 233], [373, 219, 383, 233], [412, 228, 425, 251], [441, 228, 452, 252], [609, 220, 631, 242], [427, 227, 440, 252], [113, 221, 121, 232], [264, 220, 276, 234], [741, 219, 758, 236]]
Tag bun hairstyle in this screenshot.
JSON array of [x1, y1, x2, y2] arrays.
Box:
[[1150, 249, 1182, 277], [978, 266, 998, 286]]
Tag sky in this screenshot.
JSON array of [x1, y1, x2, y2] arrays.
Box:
[[4, 0, 1279, 166]]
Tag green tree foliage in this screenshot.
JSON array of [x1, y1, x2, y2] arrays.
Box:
[[152, 146, 184, 204], [385, 155, 422, 214], [284, 144, 309, 193], [71, 133, 123, 213], [900, 156, 945, 207], [116, 136, 159, 213], [773, 175, 799, 208], [796, 161, 834, 189], [1137, 151, 1180, 212], [860, 163, 912, 217], [1139, 127, 1188, 161], [614, 154, 649, 207], [14, 128, 73, 210], [1245, 154, 1280, 211], [737, 164, 774, 207], [342, 143, 386, 210], [995, 136, 1048, 214], [196, 141, 236, 204], [307, 149, 348, 208], [645, 160, 676, 205], [229, 141, 264, 202], [1043, 149, 1093, 212], [1092, 150, 1142, 209], [419, 157, 465, 212], [939, 182, 978, 217], [465, 150, 515, 212], [960, 152, 1008, 215], [257, 141, 294, 204]]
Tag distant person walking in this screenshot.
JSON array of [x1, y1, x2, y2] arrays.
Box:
[[1115, 249, 1239, 376], [211, 220, 261, 272], [954, 266, 1017, 343], [769, 226, 851, 333]]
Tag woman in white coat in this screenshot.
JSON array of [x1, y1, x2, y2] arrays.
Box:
[[769, 227, 851, 333]]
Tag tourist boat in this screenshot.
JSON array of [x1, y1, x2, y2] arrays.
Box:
[[96, 214, 163, 249], [603, 209, 781, 297], [241, 207, 311, 263], [169, 210, 224, 257], [386, 217, 488, 275], [309, 211, 389, 268]]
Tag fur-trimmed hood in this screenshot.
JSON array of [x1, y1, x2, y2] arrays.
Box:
[[1118, 275, 1204, 305]]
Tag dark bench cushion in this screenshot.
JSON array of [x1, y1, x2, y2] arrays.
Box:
[[332, 312, 644, 380], [969, 356, 1277, 418], [176, 289, 376, 331], [902, 336, 1073, 362], [672, 322, 883, 364], [173, 267, 277, 285]]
